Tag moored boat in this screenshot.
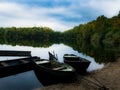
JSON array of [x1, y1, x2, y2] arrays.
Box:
[[63, 54, 91, 74], [33, 57, 76, 85], [0, 56, 38, 78], [0, 50, 31, 56]]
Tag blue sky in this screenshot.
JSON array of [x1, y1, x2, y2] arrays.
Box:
[[0, 0, 120, 31]]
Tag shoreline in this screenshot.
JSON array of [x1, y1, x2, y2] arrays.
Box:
[[37, 57, 120, 90]]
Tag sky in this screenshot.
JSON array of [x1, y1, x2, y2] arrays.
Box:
[[0, 0, 120, 31]]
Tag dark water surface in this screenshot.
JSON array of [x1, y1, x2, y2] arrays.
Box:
[[0, 70, 42, 90]]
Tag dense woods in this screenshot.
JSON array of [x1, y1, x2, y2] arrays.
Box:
[[0, 27, 62, 47], [63, 13, 120, 47], [0, 14, 120, 47]]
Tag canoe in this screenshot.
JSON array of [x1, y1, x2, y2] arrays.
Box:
[[33, 58, 76, 85], [0, 56, 37, 78], [63, 54, 91, 74]]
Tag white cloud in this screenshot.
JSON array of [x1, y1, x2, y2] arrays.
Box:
[[0, 2, 76, 31], [0, 0, 120, 31], [87, 0, 120, 17], [66, 0, 120, 17]]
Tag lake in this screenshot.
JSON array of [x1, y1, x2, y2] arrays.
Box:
[[0, 43, 105, 90]]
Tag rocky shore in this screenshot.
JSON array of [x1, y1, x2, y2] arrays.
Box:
[[37, 57, 120, 90]]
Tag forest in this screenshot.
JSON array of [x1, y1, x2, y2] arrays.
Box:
[[0, 13, 120, 48], [63, 13, 120, 47], [0, 27, 62, 47]]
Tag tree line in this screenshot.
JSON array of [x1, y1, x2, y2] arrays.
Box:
[[0, 27, 62, 47], [63, 13, 120, 47], [0, 13, 120, 48]]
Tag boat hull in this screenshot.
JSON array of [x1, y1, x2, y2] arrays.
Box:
[[64, 54, 91, 74], [64, 60, 90, 74], [0, 57, 38, 78], [33, 60, 76, 85]]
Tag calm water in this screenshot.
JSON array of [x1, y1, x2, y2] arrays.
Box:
[[0, 43, 104, 90], [0, 71, 42, 90]]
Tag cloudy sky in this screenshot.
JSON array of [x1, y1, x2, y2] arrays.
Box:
[[0, 0, 120, 31]]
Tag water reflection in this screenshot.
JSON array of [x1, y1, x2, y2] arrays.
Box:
[[0, 44, 103, 72], [0, 70, 42, 90]]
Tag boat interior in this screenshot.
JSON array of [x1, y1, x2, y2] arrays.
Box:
[[34, 59, 73, 71], [0, 59, 30, 67]]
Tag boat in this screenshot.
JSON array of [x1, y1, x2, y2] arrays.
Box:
[[0, 56, 38, 78], [33, 55, 76, 85], [63, 54, 91, 74], [0, 50, 31, 56]]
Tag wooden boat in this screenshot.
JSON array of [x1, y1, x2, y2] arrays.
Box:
[[0, 50, 31, 56], [0, 50, 38, 78], [33, 57, 76, 85], [0, 56, 38, 78], [63, 54, 91, 74]]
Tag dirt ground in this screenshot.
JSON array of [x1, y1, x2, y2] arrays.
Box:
[[37, 57, 120, 90]]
